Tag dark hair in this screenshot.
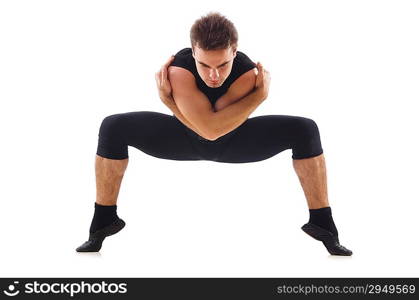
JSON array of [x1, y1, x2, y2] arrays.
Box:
[[190, 12, 238, 52]]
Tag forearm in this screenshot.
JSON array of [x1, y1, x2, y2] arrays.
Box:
[[214, 98, 240, 112], [163, 97, 207, 137], [211, 89, 265, 139]]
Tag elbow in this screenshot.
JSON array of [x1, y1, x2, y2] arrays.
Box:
[[199, 127, 218, 141], [205, 118, 222, 141], [205, 125, 221, 141], [198, 112, 220, 141], [190, 125, 217, 141]]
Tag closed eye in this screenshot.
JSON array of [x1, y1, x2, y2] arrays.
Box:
[[202, 64, 228, 69], [199, 60, 231, 69]]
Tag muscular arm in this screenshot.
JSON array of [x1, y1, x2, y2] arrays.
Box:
[[168, 66, 264, 141], [165, 67, 257, 131], [162, 95, 207, 137], [213, 67, 257, 112]]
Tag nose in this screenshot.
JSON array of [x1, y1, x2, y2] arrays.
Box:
[[209, 69, 220, 80]]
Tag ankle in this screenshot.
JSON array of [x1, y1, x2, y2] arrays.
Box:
[[89, 202, 119, 233], [308, 206, 339, 236]]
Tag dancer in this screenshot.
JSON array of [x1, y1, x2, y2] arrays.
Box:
[[76, 12, 352, 256]]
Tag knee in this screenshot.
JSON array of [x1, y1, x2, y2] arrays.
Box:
[[295, 117, 321, 140], [290, 117, 324, 159], [98, 113, 126, 138]]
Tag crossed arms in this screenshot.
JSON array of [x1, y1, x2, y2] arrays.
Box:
[[155, 56, 270, 141]]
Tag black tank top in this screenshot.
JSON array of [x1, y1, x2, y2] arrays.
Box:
[[170, 47, 256, 106]]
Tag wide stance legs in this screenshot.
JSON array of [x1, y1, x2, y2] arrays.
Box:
[[94, 153, 329, 209], [76, 112, 352, 255]]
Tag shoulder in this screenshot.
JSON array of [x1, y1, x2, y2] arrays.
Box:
[[235, 50, 256, 70], [170, 47, 195, 72], [236, 50, 252, 60], [168, 65, 206, 99], [227, 49, 257, 84], [168, 48, 197, 82], [168, 65, 194, 79], [173, 47, 193, 60], [227, 67, 257, 95]]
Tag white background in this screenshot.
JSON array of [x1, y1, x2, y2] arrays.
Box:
[[0, 0, 418, 277]]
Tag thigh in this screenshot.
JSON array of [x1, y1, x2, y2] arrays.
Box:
[[216, 114, 314, 163], [99, 111, 202, 161]]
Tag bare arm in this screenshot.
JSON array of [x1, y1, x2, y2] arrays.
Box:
[[168, 63, 270, 141], [162, 68, 257, 138], [213, 67, 257, 112], [211, 89, 265, 139], [154, 56, 206, 137], [164, 68, 257, 137], [161, 95, 207, 137], [168, 67, 257, 134]]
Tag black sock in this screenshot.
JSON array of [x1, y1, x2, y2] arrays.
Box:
[[89, 202, 119, 234], [309, 206, 338, 236]]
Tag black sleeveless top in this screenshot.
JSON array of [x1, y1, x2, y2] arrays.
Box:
[[170, 47, 256, 106]]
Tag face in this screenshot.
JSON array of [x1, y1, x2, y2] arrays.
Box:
[[192, 45, 237, 88]]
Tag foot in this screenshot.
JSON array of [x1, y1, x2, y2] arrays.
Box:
[[301, 222, 353, 256], [76, 218, 126, 252]]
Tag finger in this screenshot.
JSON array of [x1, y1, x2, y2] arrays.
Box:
[[256, 62, 264, 74], [161, 67, 166, 83], [155, 71, 162, 85], [164, 55, 175, 68], [258, 65, 264, 78]]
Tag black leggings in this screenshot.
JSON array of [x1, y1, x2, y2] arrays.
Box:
[[96, 111, 324, 163]]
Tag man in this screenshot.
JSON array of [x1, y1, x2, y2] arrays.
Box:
[[76, 12, 352, 256]]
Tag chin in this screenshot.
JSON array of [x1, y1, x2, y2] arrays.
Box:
[[207, 81, 223, 88]]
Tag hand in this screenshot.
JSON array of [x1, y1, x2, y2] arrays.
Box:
[[155, 55, 175, 104], [254, 62, 271, 101]]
